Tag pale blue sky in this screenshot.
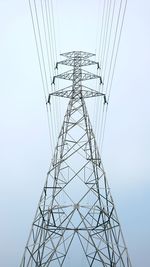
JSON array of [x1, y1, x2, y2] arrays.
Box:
[[0, 0, 150, 266]]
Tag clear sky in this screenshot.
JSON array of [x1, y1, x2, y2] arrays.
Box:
[[0, 0, 150, 266]]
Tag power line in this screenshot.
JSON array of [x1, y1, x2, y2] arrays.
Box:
[[100, 0, 128, 152], [95, 0, 127, 151], [33, 0, 49, 95], [28, 0, 59, 155]]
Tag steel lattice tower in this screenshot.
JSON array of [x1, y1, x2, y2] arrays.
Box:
[[20, 51, 132, 267]]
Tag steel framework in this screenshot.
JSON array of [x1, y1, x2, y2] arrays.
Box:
[[20, 51, 132, 267]]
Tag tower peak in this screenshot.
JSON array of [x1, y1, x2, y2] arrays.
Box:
[[60, 51, 95, 59]]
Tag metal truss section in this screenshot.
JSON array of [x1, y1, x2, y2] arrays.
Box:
[[48, 86, 104, 100], [53, 69, 102, 84], [56, 59, 99, 68], [21, 51, 132, 267], [60, 51, 95, 59]]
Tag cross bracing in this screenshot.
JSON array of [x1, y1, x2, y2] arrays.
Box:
[[20, 51, 132, 267]]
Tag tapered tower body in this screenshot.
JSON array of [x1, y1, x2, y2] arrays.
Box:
[[20, 51, 132, 267]]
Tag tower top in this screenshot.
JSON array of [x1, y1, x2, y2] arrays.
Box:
[[60, 51, 95, 59], [49, 51, 103, 101]]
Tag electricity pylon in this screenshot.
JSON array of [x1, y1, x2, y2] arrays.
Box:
[[20, 51, 132, 267]]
